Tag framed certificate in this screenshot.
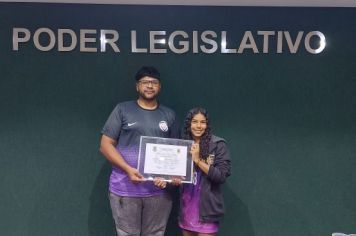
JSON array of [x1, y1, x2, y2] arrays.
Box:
[[137, 136, 194, 183]]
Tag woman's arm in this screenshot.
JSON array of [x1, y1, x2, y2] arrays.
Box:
[[206, 141, 231, 184]]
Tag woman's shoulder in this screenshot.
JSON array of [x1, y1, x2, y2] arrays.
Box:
[[209, 135, 230, 161], [210, 135, 226, 144], [209, 135, 228, 151]]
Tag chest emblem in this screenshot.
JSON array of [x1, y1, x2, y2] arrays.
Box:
[[159, 121, 169, 132]]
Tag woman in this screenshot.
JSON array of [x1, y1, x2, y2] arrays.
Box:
[[179, 107, 231, 236]]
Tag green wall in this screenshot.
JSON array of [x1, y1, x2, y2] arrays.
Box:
[[0, 3, 355, 236]]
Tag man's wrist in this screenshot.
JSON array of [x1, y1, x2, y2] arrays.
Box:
[[124, 165, 134, 174]]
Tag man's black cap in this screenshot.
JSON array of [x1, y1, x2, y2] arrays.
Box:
[[135, 66, 161, 81]]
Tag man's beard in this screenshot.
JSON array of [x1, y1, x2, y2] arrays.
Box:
[[138, 90, 158, 101]]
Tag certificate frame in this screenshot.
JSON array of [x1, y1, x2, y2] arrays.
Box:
[[137, 136, 194, 183]]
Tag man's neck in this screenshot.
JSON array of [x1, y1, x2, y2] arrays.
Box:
[[137, 98, 158, 110]]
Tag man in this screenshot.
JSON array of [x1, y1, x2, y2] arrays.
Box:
[[100, 66, 178, 236]]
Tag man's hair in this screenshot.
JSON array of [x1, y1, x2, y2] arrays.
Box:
[[135, 66, 161, 81]]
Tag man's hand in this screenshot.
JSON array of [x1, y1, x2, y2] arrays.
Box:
[[153, 177, 167, 189], [127, 167, 145, 183], [171, 177, 184, 186]]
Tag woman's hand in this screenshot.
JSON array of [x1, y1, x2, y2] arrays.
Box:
[[190, 142, 210, 174], [190, 143, 200, 164]]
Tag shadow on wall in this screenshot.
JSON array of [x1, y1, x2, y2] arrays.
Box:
[[219, 184, 255, 236], [88, 162, 116, 236]]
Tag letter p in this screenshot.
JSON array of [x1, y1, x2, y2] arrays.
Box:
[[13, 28, 31, 51]]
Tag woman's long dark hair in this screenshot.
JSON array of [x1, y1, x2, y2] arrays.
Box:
[[183, 107, 212, 160]]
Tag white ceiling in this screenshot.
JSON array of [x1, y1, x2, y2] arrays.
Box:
[[1, 0, 356, 7]]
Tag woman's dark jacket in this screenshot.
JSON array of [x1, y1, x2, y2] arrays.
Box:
[[180, 135, 231, 223]]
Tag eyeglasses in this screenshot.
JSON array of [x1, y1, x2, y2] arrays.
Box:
[[139, 80, 160, 87]]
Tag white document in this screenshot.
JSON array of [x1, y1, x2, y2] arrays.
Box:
[[144, 143, 187, 176]]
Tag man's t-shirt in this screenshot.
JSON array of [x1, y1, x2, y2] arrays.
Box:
[[102, 100, 178, 197]]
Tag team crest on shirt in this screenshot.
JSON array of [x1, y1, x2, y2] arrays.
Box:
[[159, 121, 169, 132]]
